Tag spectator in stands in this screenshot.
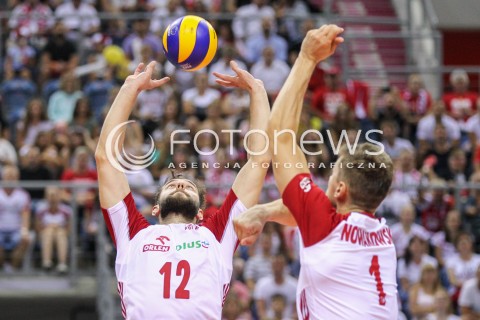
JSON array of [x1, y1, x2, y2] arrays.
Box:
[[30, 128, 63, 179], [443, 148, 470, 186], [36, 186, 71, 273], [0, 67, 36, 130], [446, 232, 480, 307], [70, 98, 98, 136], [122, 15, 162, 65], [222, 290, 252, 320], [462, 172, 480, 253], [182, 72, 221, 122], [61, 146, 96, 228], [393, 149, 423, 200], [48, 73, 83, 124], [409, 264, 445, 320], [0, 124, 18, 171], [417, 100, 460, 156], [16, 98, 54, 149], [431, 210, 462, 269], [465, 97, 480, 152], [204, 148, 236, 207], [245, 17, 288, 64], [417, 179, 454, 233], [458, 265, 480, 320], [250, 46, 290, 98], [254, 254, 297, 319], [377, 185, 413, 225], [83, 64, 115, 122], [274, 0, 310, 43], [150, 0, 186, 35], [421, 125, 456, 180], [370, 87, 407, 133], [425, 289, 460, 320], [401, 74, 432, 141], [398, 235, 438, 293], [136, 72, 172, 137], [19, 146, 54, 204], [391, 203, 430, 258], [244, 230, 274, 292], [0, 165, 31, 272], [443, 69, 478, 130], [381, 120, 415, 162], [312, 65, 349, 123], [55, 0, 100, 40], [40, 21, 78, 82], [8, 0, 54, 42], [232, 0, 276, 41], [4, 34, 36, 73]]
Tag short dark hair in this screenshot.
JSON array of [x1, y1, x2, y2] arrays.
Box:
[[337, 143, 393, 212], [155, 171, 206, 210]]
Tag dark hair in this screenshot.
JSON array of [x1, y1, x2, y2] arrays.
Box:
[[72, 97, 92, 120], [155, 171, 206, 210], [404, 235, 425, 267], [337, 143, 394, 212]]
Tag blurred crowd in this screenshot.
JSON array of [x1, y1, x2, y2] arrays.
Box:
[[0, 1, 478, 320]]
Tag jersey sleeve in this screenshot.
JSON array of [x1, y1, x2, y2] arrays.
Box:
[[282, 173, 347, 247], [201, 189, 247, 263], [101, 192, 150, 262]]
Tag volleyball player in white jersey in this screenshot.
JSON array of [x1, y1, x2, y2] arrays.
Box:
[[95, 61, 271, 319], [234, 25, 399, 319]]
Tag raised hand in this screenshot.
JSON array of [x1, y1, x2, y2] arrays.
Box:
[[213, 61, 263, 93], [125, 61, 170, 92], [300, 24, 344, 64]]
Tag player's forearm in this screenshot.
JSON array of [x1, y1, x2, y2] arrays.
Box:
[[247, 85, 271, 163], [269, 55, 316, 136], [259, 199, 297, 227], [96, 83, 139, 157]]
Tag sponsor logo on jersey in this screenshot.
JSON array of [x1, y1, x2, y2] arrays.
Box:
[[185, 224, 200, 231], [176, 240, 210, 251], [143, 235, 171, 252], [299, 177, 312, 192]]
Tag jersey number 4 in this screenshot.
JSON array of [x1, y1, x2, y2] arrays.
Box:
[[369, 255, 386, 306], [159, 260, 190, 299]]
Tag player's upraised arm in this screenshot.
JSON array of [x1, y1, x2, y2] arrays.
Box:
[[95, 62, 169, 208], [269, 25, 344, 194], [214, 61, 271, 208]]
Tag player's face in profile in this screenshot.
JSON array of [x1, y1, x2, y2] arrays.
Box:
[[159, 179, 201, 220]]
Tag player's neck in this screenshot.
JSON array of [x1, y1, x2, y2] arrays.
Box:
[[336, 204, 374, 216], [160, 214, 195, 225]]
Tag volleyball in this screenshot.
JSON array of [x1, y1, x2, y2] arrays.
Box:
[[162, 15, 218, 72]]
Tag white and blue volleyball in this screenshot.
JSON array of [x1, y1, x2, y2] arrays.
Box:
[[162, 15, 218, 71]]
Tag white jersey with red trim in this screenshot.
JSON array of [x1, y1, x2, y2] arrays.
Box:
[[283, 174, 398, 320], [102, 189, 246, 320]]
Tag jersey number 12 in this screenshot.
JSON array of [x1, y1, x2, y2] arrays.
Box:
[[159, 260, 191, 299]]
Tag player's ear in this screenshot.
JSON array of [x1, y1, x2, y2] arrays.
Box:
[[152, 204, 160, 218], [334, 181, 348, 202], [195, 209, 204, 223]]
